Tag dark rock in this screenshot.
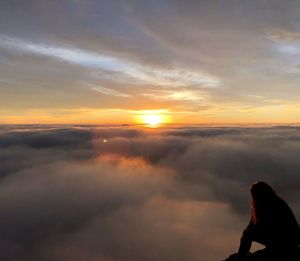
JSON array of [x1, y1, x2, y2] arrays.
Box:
[[223, 246, 300, 261]]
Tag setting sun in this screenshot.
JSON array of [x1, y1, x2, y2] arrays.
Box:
[[142, 114, 163, 127], [135, 110, 171, 127]]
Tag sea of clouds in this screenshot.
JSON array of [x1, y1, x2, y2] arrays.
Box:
[[0, 124, 300, 261]]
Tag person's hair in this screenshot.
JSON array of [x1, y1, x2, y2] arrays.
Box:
[[250, 181, 277, 224]]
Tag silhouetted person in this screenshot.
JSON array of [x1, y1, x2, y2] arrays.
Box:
[[235, 181, 300, 260]]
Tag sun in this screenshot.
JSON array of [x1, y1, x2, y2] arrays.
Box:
[[141, 114, 163, 127], [135, 110, 171, 127]]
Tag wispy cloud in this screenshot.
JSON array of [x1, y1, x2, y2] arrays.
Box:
[[143, 90, 208, 102], [0, 35, 220, 88], [0, 35, 134, 72], [266, 28, 300, 43], [90, 85, 131, 98], [277, 43, 300, 55]]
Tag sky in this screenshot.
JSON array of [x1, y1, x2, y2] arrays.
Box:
[[1, 0, 300, 123], [1, 2, 300, 259], [1, 124, 300, 260]]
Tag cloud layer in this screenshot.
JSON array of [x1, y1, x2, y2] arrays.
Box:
[[0, 125, 300, 260]]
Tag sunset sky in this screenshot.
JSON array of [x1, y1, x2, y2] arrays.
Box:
[[1, 1, 300, 124], [1, 3, 300, 260]]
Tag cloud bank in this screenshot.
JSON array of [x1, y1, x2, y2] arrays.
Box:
[[0, 125, 300, 260]]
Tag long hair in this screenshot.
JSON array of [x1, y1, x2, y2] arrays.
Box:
[[250, 181, 277, 224]]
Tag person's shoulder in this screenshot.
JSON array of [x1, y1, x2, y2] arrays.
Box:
[[276, 196, 291, 210], [276, 197, 299, 225]]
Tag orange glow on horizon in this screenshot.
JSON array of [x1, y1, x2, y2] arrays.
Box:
[[141, 114, 163, 127], [135, 110, 171, 127], [2, 104, 300, 125]]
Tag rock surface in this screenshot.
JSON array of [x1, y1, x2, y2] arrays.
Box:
[[223, 246, 300, 261]]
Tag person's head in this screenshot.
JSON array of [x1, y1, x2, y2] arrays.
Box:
[[250, 181, 277, 223], [250, 181, 276, 202]]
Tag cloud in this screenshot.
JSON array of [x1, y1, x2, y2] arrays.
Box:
[[141, 89, 209, 102], [266, 28, 300, 43], [1, 125, 300, 260], [0, 156, 174, 260], [48, 196, 242, 261], [277, 43, 300, 55], [0, 35, 141, 72], [90, 85, 131, 98], [0, 35, 220, 89]]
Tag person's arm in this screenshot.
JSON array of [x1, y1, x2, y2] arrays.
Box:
[[236, 222, 254, 260]]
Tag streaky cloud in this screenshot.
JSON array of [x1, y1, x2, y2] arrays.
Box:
[[0, 35, 220, 88], [89, 85, 131, 98]]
